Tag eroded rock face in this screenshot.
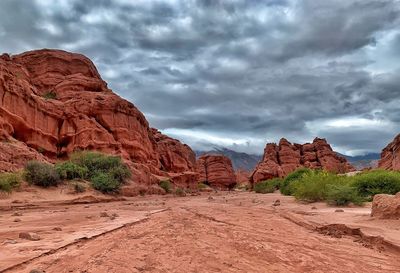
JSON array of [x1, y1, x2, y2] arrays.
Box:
[[151, 128, 196, 173], [251, 138, 355, 184], [0, 49, 195, 188], [378, 134, 400, 170], [196, 154, 237, 189], [371, 193, 400, 219], [235, 169, 250, 185]]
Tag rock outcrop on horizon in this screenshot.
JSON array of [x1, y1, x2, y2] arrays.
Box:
[[196, 154, 237, 189], [378, 134, 400, 170], [251, 138, 355, 184], [0, 49, 196, 187]]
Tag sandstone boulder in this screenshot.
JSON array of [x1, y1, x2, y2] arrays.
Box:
[[371, 193, 400, 219], [196, 154, 237, 189], [251, 138, 355, 184]]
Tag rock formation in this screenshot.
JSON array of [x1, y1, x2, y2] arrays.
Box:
[[371, 193, 400, 219], [378, 134, 400, 170], [151, 128, 198, 189], [0, 49, 196, 188], [196, 154, 237, 189], [251, 138, 355, 184]]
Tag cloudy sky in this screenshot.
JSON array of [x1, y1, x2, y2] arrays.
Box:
[[1, 0, 400, 156]]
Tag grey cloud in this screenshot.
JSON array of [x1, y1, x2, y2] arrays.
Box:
[[1, 0, 400, 155]]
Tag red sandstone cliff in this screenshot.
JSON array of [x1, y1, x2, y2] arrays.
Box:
[[196, 154, 237, 189], [0, 49, 196, 187], [251, 138, 355, 184], [378, 134, 400, 170]]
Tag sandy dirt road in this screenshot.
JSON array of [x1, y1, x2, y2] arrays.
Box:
[[2, 192, 400, 273]]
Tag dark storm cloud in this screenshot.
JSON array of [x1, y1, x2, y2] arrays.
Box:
[[1, 0, 400, 155]]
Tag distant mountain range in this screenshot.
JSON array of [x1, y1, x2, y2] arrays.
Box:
[[195, 148, 262, 171], [196, 148, 381, 171], [337, 153, 380, 170]]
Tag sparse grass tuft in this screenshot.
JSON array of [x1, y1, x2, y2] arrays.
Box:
[[159, 180, 171, 193], [42, 91, 57, 100], [175, 188, 186, 197], [0, 172, 22, 192]]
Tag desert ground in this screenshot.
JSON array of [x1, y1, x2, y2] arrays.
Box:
[[1, 189, 399, 273]]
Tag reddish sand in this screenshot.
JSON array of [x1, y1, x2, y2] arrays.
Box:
[[1, 190, 400, 273]]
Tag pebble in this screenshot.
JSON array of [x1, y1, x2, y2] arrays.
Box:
[[100, 212, 109, 217], [19, 232, 41, 241]]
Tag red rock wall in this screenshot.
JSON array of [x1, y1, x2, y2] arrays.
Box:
[[0, 49, 196, 188], [235, 169, 250, 185], [251, 138, 355, 184], [378, 134, 400, 170], [196, 154, 237, 189]]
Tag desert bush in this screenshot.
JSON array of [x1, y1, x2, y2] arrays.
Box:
[[70, 151, 124, 177], [159, 180, 171, 193], [69, 151, 131, 193], [326, 184, 363, 206], [0, 172, 22, 192], [73, 182, 86, 193], [175, 188, 186, 197], [91, 173, 120, 193], [351, 170, 400, 198], [292, 171, 347, 202], [55, 161, 88, 180], [254, 178, 282, 194], [24, 161, 60, 187], [108, 165, 131, 183], [280, 168, 313, 195]]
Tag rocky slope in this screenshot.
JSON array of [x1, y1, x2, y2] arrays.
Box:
[[196, 154, 237, 189], [0, 49, 196, 187], [378, 134, 400, 170], [251, 138, 355, 184]]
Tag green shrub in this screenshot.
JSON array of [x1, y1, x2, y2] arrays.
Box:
[[108, 165, 131, 183], [24, 161, 60, 187], [91, 173, 120, 193], [55, 161, 88, 180], [352, 170, 400, 198], [326, 184, 363, 206], [292, 171, 347, 202], [73, 182, 86, 193], [0, 172, 22, 192], [280, 168, 312, 195], [254, 178, 282, 194], [69, 152, 131, 193], [70, 152, 126, 177], [159, 180, 171, 193]]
